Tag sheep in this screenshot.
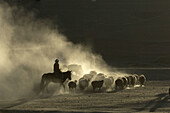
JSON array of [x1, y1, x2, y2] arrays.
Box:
[[104, 76, 114, 89], [129, 75, 137, 87], [89, 71, 97, 76], [115, 78, 124, 90], [128, 75, 133, 86], [78, 78, 89, 90], [91, 80, 104, 91], [126, 76, 131, 86], [68, 80, 77, 90], [133, 75, 138, 86], [95, 73, 105, 81], [134, 74, 139, 84], [122, 77, 128, 88], [139, 74, 146, 86], [83, 74, 94, 81], [68, 64, 84, 76]]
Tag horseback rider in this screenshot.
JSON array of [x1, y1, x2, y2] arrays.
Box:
[[54, 59, 62, 79]]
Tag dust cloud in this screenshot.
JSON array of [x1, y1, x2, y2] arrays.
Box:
[[0, 1, 126, 100]]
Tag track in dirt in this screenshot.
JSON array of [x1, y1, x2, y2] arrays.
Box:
[[0, 81, 170, 113]]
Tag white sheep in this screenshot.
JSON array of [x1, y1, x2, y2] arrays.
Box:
[[104, 76, 114, 89], [83, 74, 94, 81], [78, 78, 89, 90], [68, 64, 84, 76], [95, 73, 105, 81]]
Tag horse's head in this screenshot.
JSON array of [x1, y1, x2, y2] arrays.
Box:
[[67, 70, 72, 80]]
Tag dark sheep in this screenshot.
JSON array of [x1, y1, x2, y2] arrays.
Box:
[[91, 80, 104, 91], [139, 74, 146, 86], [68, 80, 77, 89], [129, 76, 134, 86], [129, 75, 137, 87], [115, 78, 124, 90]]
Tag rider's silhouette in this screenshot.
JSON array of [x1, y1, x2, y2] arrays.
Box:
[[54, 59, 62, 79]]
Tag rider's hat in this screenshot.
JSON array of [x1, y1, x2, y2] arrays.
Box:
[[55, 59, 59, 62]]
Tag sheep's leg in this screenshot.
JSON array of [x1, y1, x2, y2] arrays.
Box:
[[140, 83, 142, 87], [93, 87, 95, 91], [73, 88, 75, 93], [69, 87, 71, 91], [115, 85, 118, 90], [69, 87, 71, 92], [121, 85, 123, 89]]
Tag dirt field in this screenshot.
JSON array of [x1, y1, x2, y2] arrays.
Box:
[[0, 81, 170, 113]]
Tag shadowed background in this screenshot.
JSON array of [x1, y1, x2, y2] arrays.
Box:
[[7, 0, 170, 67]]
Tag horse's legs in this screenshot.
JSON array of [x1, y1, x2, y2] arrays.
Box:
[[41, 81, 46, 93], [63, 84, 65, 89], [62, 84, 65, 91], [46, 82, 50, 93], [44, 81, 50, 93], [40, 79, 45, 93], [93, 87, 95, 91], [60, 83, 66, 92]]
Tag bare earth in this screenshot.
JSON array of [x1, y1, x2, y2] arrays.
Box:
[[0, 81, 170, 113]]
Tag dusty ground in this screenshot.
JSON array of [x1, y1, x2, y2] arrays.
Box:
[[0, 81, 170, 113]]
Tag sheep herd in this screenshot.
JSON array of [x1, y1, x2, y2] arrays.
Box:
[[60, 64, 146, 92], [67, 70, 146, 92], [115, 74, 146, 90]]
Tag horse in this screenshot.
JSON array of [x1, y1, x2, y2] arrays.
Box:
[[40, 70, 72, 93]]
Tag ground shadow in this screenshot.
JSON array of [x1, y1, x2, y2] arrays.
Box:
[[137, 93, 169, 112], [0, 95, 40, 109], [149, 93, 169, 112], [0, 109, 70, 113], [0, 91, 55, 110]]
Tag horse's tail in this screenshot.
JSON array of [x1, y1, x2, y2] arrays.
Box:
[[40, 74, 46, 91]]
